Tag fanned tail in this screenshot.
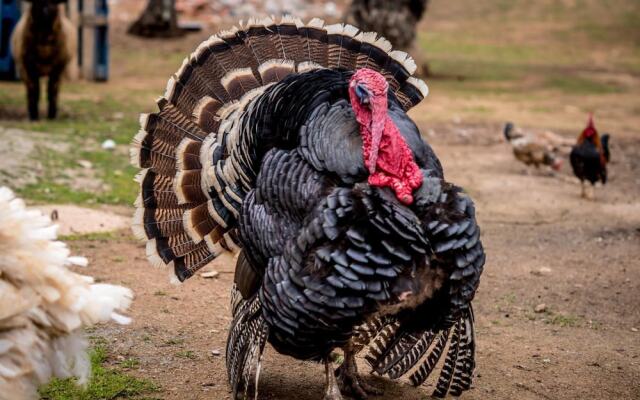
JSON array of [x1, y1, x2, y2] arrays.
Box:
[[131, 16, 429, 281]]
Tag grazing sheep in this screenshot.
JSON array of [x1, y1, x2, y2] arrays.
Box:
[[10, 0, 77, 120]]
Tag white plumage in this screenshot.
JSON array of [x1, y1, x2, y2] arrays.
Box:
[[0, 187, 133, 400]]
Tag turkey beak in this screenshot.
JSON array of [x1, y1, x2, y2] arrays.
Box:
[[355, 83, 371, 105]]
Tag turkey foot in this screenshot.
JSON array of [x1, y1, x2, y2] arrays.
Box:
[[324, 356, 343, 400], [336, 351, 383, 399]]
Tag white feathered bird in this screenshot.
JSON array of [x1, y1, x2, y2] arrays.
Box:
[[0, 187, 133, 400]]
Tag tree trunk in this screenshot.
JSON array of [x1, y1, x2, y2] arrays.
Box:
[[128, 0, 183, 38], [345, 0, 430, 76]]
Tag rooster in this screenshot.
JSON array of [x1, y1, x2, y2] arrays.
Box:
[[0, 187, 132, 400], [131, 18, 484, 399], [570, 115, 610, 199]]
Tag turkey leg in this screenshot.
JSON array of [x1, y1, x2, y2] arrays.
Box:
[[323, 356, 343, 400], [336, 343, 383, 399]]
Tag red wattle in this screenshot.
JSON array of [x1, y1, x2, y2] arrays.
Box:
[[366, 116, 423, 205], [349, 68, 423, 205]]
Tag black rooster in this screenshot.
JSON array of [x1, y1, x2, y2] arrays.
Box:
[[570, 115, 610, 199]]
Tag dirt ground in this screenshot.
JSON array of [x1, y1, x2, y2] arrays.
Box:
[[72, 123, 640, 400], [2, 1, 638, 398]]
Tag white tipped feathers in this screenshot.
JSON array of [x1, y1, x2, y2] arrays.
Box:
[[325, 23, 345, 35], [0, 187, 132, 400], [280, 15, 299, 26], [356, 31, 377, 44], [297, 61, 325, 73], [307, 18, 325, 29], [408, 77, 430, 98], [164, 76, 177, 100], [390, 50, 417, 74], [131, 204, 147, 241]]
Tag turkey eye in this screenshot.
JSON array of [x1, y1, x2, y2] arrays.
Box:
[[355, 84, 370, 105]]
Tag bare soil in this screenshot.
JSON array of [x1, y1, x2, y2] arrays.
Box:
[[74, 123, 640, 400]]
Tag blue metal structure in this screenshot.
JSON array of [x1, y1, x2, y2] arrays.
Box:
[[78, 0, 109, 81], [0, 0, 20, 80]]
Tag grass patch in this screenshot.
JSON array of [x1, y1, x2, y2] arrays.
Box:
[[39, 344, 159, 400], [163, 338, 185, 346], [0, 82, 141, 206], [545, 75, 624, 94], [175, 350, 197, 360], [545, 313, 581, 328], [119, 358, 141, 370], [59, 231, 119, 242]]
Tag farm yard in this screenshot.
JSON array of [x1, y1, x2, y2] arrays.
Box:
[[0, 1, 639, 399]]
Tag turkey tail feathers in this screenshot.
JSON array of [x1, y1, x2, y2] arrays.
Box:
[[362, 307, 476, 398], [132, 17, 429, 281], [227, 288, 269, 400]]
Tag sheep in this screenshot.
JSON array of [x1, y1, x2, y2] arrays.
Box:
[[10, 0, 77, 120]]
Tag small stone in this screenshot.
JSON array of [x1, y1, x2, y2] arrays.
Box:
[[77, 159, 93, 169], [534, 303, 547, 313], [631, 327, 638, 332], [542, 358, 551, 364], [200, 270, 219, 279], [531, 267, 552, 276], [210, 349, 221, 356], [101, 139, 116, 150]]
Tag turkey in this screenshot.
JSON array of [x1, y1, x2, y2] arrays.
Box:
[[131, 17, 484, 399], [570, 115, 610, 200], [0, 187, 132, 400]]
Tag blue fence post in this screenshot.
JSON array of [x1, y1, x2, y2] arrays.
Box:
[[0, 0, 21, 81], [78, 0, 108, 81]]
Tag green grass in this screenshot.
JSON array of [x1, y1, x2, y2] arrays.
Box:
[[1, 82, 143, 206], [419, 0, 639, 99], [59, 231, 119, 242], [544, 75, 624, 94], [119, 358, 141, 370], [545, 313, 581, 328], [39, 344, 159, 400], [175, 350, 197, 360]]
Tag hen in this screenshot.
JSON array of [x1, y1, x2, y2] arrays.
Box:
[[570, 115, 610, 199], [503, 122, 572, 172], [131, 18, 485, 399], [0, 187, 132, 400]]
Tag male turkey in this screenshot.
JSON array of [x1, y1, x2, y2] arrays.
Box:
[[131, 17, 484, 399]]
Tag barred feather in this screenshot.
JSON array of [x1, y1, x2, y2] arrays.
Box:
[[409, 329, 450, 386]]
